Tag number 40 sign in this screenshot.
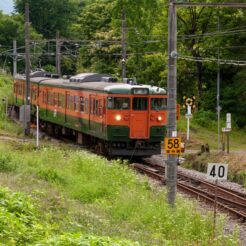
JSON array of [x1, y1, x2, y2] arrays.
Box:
[[207, 163, 228, 180]]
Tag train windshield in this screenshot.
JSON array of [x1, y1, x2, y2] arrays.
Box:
[[107, 97, 130, 110], [133, 97, 148, 110], [151, 98, 167, 110]]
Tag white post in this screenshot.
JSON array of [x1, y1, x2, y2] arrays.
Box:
[[5, 97, 8, 119], [186, 105, 192, 141], [36, 105, 39, 148], [187, 117, 190, 141]]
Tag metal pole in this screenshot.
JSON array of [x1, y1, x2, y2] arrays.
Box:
[[13, 40, 17, 76], [56, 31, 61, 77], [25, 2, 31, 135], [217, 16, 221, 152], [227, 132, 229, 154], [166, 0, 177, 206], [121, 7, 126, 79], [5, 97, 8, 119], [187, 117, 190, 141], [36, 105, 39, 148], [213, 179, 218, 238]]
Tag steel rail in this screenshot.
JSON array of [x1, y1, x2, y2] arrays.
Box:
[[133, 163, 246, 221]]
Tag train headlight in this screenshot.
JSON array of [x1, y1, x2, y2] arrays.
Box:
[[157, 116, 162, 121], [115, 115, 122, 121]]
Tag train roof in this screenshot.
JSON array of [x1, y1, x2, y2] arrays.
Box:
[[14, 75, 167, 95]]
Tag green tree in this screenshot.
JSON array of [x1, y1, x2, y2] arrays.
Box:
[[0, 11, 41, 73], [14, 0, 80, 38]]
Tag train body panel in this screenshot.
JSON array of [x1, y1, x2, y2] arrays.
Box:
[[13, 73, 167, 156]]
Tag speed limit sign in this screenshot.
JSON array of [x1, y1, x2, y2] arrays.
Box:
[[207, 163, 228, 180]]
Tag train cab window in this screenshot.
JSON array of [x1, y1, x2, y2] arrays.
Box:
[[107, 97, 129, 110], [133, 97, 148, 110], [151, 98, 167, 110], [80, 97, 85, 112]]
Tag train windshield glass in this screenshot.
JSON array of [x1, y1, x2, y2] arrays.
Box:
[[107, 97, 130, 110], [151, 98, 167, 110], [133, 97, 148, 110]]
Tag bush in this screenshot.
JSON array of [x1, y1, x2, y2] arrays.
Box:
[[0, 154, 17, 172], [193, 110, 216, 127], [37, 168, 66, 184], [0, 187, 50, 244]]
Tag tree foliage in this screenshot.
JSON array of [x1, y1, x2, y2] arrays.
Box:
[[14, 0, 80, 38], [0, 0, 245, 128]]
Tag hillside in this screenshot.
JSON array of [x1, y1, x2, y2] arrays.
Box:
[[177, 116, 246, 187]]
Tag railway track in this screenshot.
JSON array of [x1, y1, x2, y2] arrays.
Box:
[[133, 162, 246, 222]]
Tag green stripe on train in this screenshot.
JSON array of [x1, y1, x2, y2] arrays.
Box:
[[14, 102, 166, 141]]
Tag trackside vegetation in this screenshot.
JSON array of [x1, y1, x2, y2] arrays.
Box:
[[0, 140, 240, 245]]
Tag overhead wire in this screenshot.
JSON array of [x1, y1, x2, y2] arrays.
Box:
[[178, 55, 246, 66]]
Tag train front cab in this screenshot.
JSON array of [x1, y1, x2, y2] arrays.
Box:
[[106, 89, 167, 157]]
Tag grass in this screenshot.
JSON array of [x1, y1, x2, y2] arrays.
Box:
[[0, 139, 240, 245], [177, 114, 246, 150]]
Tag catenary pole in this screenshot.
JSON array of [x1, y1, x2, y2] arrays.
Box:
[[13, 40, 17, 76], [121, 7, 126, 79], [24, 2, 30, 135], [166, 0, 177, 206], [56, 31, 61, 77], [217, 16, 221, 152]]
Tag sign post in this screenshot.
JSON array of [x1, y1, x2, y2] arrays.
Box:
[[222, 113, 231, 154], [36, 106, 39, 148], [185, 105, 192, 141], [183, 96, 195, 141], [207, 163, 228, 238]]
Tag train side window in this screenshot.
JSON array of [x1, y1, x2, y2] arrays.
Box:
[[66, 94, 70, 109], [54, 93, 58, 106], [85, 98, 89, 113], [33, 89, 37, 101], [70, 95, 74, 110], [98, 99, 102, 115], [80, 97, 85, 112], [43, 91, 47, 104], [95, 100, 99, 115], [58, 93, 63, 108], [74, 96, 79, 112], [133, 98, 148, 110], [151, 98, 167, 110], [49, 92, 54, 105], [93, 99, 96, 114]]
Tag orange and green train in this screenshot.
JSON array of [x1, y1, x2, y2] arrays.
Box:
[[13, 72, 168, 157]]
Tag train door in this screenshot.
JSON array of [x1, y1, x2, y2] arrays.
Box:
[[65, 91, 68, 122], [89, 94, 96, 131], [101, 98, 106, 136], [130, 97, 149, 139]]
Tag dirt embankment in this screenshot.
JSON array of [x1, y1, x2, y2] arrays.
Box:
[[183, 151, 246, 188]]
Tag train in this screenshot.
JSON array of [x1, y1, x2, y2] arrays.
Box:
[[13, 71, 168, 157]]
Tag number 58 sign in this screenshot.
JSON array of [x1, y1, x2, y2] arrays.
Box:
[[164, 137, 181, 154], [207, 163, 228, 180]]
